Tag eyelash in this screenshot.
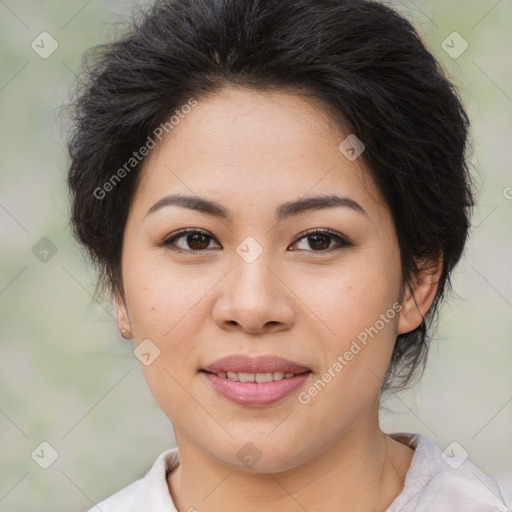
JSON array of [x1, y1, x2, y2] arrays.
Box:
[[161, 228, 353, 254]]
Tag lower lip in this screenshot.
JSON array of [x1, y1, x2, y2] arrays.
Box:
[[202, 371, 311, 406]]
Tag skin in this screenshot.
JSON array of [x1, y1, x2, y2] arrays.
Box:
[[115, 86, 441, 512]]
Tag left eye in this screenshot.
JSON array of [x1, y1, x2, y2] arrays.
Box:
[[162, 228, 351, 253], [290, 229, 352, 252]]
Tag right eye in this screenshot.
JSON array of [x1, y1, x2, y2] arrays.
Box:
[[161, 228, 221, 252]]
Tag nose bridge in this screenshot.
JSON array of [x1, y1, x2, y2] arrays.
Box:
[[231, 240, 278, 305], [213, 237, 295, 332]]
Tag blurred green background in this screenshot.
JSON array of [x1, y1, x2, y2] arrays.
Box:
[[1, 0, 511, 510]]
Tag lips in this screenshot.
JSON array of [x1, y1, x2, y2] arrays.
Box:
[[202, 355, 311, 375], [201, 355, 312, 406]]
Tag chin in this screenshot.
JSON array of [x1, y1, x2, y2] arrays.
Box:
[[204, 434, 313, 474]]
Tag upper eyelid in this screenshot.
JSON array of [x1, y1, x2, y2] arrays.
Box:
[[163, 228, 350, 250]]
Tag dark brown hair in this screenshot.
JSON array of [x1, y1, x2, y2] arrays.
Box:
[[66, 0, 474, 390]]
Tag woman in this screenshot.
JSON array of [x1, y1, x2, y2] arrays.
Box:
[[66, 0, 509, 510]]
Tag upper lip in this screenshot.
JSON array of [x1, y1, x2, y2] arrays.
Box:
[[202, 355, 311, 374]]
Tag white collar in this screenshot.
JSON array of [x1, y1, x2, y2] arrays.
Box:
[[89, 433, 508, 511]]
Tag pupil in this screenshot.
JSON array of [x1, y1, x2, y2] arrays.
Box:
[[310, 234, 329, 250], [189, 233, 209, 250]]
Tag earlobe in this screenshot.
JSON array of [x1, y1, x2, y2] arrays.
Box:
[[397, 257, 442, 335], [113, 289, 132, 338]]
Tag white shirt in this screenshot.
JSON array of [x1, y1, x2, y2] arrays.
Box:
[[87, 433, 509, 511]]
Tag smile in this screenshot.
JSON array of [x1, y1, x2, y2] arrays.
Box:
[[212, 371, 300, 382], [201, 371, 311, 406]]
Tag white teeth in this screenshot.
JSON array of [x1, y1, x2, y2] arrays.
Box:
[[238, 372, 255, 382], [217, 371, 300, 382], [255, 372, 273, 383]]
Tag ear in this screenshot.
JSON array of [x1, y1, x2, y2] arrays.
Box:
[[113, 287, 132, 338], [397, 255, 443, 335]]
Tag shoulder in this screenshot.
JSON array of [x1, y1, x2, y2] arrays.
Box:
[[85, 447, 180, 512], [85, 479, 142, 512], [388, 433, 509, 512]]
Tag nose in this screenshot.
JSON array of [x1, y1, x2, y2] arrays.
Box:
[[211, 249, 296, 335]]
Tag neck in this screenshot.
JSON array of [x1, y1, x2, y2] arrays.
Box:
[[168, 414, 413, 512]]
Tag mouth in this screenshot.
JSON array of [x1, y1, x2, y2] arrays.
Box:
[[201, 370, 308, 382], [200, 355, 312, 406], [201, 354, 311, 375]]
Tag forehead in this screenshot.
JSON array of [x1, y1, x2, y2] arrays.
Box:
[[130, 86, 386, 222]]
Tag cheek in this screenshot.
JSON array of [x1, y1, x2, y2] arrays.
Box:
[[124, 256, 212, 339], [126, 265, 206, 418], [123, 258, 213, 390], [304, 253, 401, 382], [307, 254, 400, 332], [299, 279, 400, 418]]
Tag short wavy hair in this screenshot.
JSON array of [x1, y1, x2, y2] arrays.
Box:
[[66, 0, 474, 391]]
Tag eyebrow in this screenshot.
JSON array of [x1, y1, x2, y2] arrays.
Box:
[[145, 193, 367, 221]]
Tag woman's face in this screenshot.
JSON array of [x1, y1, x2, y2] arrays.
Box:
[[116, 86, 418, 471]]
